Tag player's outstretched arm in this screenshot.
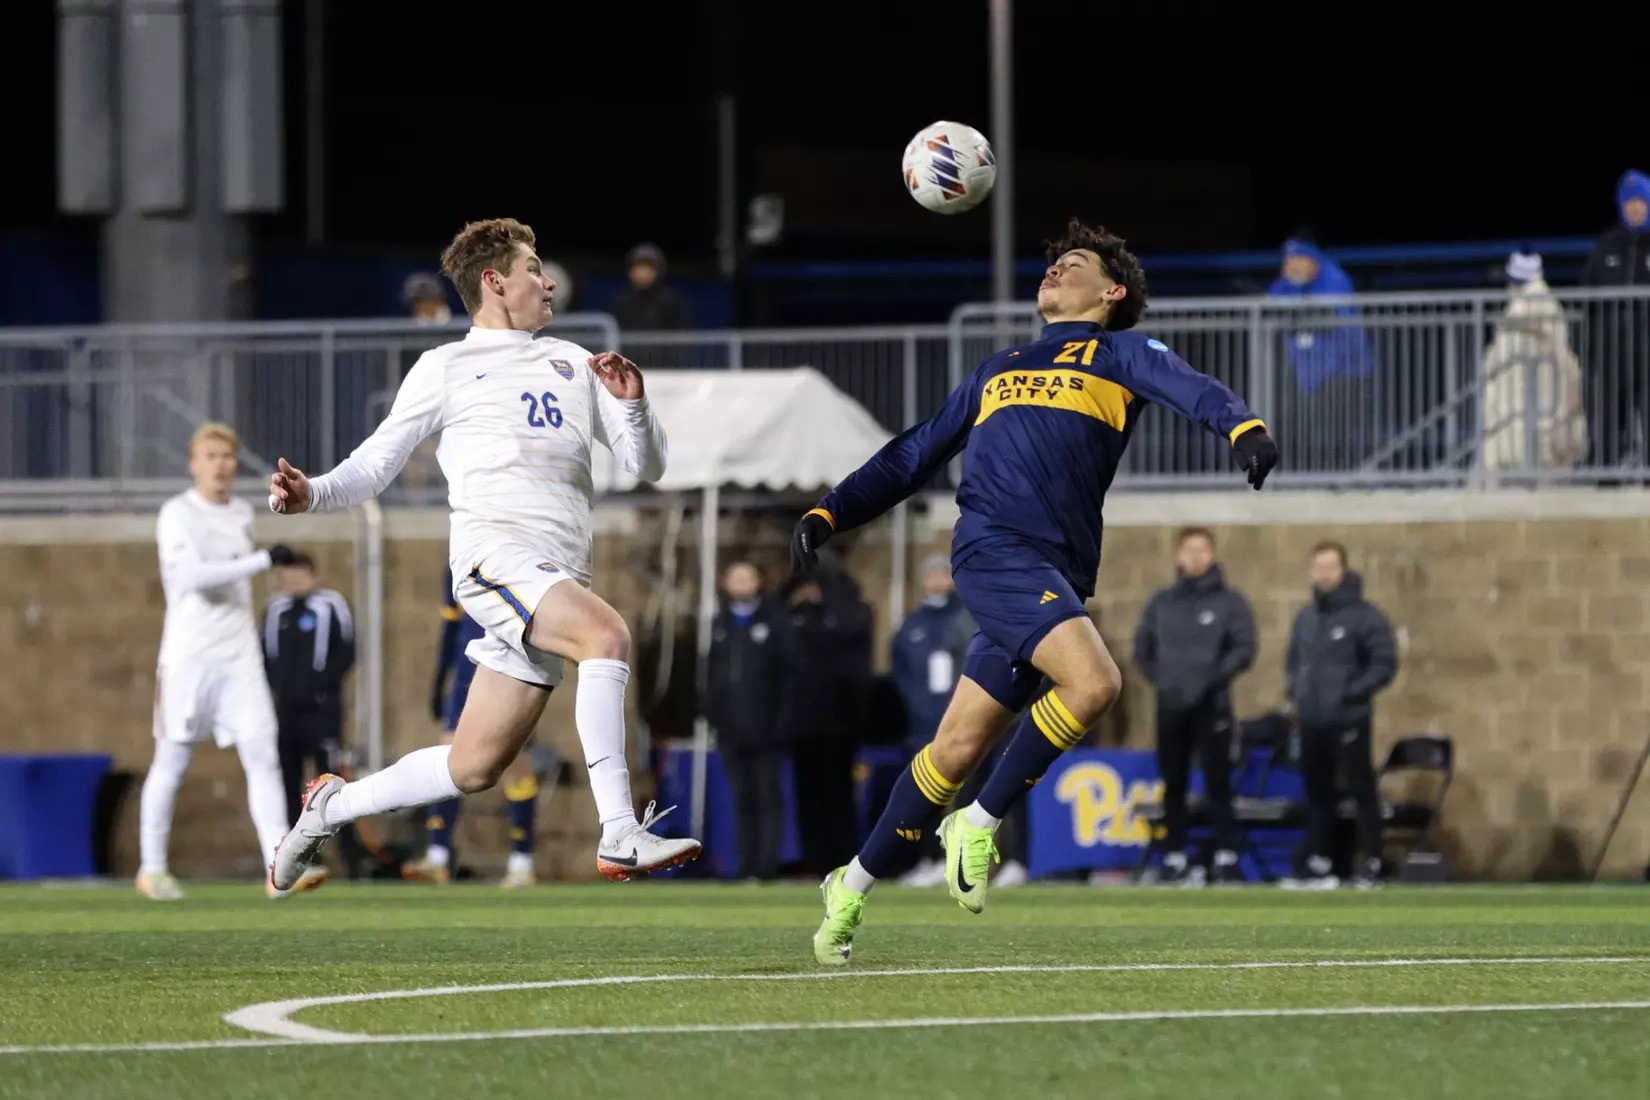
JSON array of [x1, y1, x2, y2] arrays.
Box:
[[791, 371, 980, 575], [270, 353, 447, 514], [591, 350, 667, 482], [1117, 337, 1278, 490], [156, 500, 294, 595]]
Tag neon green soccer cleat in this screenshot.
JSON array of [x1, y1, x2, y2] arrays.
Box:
[[939, 810, 1000, 914], [813, 866, 867, 966]]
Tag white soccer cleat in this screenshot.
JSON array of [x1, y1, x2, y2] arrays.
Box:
[[135, 870, 185, 901], [898, 858, 946, 887], [499, 867, 537, 890], [269, 773, 345, 892], [994, 859, 1030, 888], [596, 800, 702, 881]]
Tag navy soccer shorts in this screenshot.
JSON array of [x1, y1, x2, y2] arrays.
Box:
[[953, 542, 1089, 713]]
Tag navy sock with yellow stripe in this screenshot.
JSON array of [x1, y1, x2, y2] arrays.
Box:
[[425, 797, 459, 853], [858, 746, 964, 879], [976, 689, 1087, 819], [503, 774, 539, 856]]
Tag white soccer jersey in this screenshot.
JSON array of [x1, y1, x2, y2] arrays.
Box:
[[304, 327, 666, 585], [157, 490, 269, 668]]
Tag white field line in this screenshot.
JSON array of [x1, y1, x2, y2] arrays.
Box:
[[0, 955, 1643, 1057]]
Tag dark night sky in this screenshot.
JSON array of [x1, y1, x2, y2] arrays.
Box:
[[3, 1, 1640, 268]]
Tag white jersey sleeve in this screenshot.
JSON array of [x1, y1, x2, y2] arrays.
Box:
[[307, 350, 448, 512], [591, 370, 667, 483], [158, 499, 271, 598]]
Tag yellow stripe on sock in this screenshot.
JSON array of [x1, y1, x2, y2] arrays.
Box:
[[1042, 691, 1084, 741], [910, 753, 947, 804], [1033, 693, 1086, 750], [911, 746, 961, 805], [503, 774, 540, 801]]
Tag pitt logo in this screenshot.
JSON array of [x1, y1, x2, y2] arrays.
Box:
[[550, 359, 575, 380], [1056, 763, 1163, 848], [975, 369, 1131, 430]]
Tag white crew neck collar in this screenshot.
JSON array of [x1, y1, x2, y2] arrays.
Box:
[[465, 326, 538, 344]]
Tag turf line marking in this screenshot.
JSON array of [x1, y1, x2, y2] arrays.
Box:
[[2, 956, 1643, 1057], [6, 1000, 1650, 1056], [222, 954, 1648, 1042]]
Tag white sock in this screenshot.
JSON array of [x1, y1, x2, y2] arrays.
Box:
[[843, 857, 876, 894], [963, 802, 1001, 830], [507, 851, 534, 875], [324, 746, 460, 828], [425, 845, 451, 869], [139, 739, 194, 875], [236, 735, 290, 865], [577, 659, 639, 835]]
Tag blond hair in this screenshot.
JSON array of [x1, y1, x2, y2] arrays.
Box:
[[190, 421, 241, 455], [439, 218, 537, 314]]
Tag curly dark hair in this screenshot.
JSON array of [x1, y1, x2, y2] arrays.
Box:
[[1044, 218, 1148, 332]]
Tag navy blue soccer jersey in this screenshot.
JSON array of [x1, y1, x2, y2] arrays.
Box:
[[814, 320, 1264, 599]]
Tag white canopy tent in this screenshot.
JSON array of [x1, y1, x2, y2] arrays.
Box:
[[594, 368, 895, 839]]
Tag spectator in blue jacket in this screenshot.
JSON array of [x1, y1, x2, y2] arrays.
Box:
[[890, 556, 974, 757], [1269, 235, 1376, 472]]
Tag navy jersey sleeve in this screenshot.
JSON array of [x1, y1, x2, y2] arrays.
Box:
[[1115, 336, 1266, 444], [812, 365, 984, 533]]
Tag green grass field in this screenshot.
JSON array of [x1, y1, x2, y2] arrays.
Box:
[[2, 881, 1648, 1098]]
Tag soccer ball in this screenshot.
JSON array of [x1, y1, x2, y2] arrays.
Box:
[[901, 121, 996, 215]]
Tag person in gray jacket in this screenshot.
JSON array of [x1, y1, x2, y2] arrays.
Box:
[[1285, 541, 1398, 889], [1134, 527, 1256, 884]]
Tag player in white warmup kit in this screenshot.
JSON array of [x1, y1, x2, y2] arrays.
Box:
[[265, 218, 701, 888], [138, 422, 328, 900]]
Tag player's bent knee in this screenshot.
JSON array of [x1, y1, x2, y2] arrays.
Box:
[[449, 758, 505, 795], [589, 618, 631, 662], [1056, 661, 1122, 725]]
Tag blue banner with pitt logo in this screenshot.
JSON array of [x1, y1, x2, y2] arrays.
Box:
[[1026, 749, 1164, 877]]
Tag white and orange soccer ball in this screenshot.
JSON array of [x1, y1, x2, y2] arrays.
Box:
[[901, 121, 997, 214]]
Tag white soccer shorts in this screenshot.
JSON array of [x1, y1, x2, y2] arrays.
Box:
[[152, 655, 279, 748], [453, 541, 575, 689]]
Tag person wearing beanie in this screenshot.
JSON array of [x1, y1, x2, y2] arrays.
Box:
[[1480, 249, 1588, 472], [1583, 171, 1650, 467], [1267, 232, 1375, 472], [609, 242, 691, 332]]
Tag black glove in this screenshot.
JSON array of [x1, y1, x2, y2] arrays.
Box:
[[1231, 426, 1278, 490], [789, 511, 834, 576], [267, 543, 297, 567]]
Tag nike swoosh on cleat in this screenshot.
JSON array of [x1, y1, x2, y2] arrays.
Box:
[[603, 848, 639, 867], [955, 851, 975, 893]]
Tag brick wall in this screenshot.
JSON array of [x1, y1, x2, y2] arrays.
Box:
[[4, 490, 1648, 881]]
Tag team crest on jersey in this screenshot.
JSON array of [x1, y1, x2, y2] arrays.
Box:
[[550, 359, 575, 380], [536, 562, 560, 574]]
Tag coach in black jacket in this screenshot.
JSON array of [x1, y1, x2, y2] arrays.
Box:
[[1134, 527, 1256, 883], [703, 561, 799, 880], [263, 552, 355, 826], [1286, 541, 1397, 887]]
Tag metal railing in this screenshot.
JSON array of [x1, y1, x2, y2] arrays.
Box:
[[956, 287, 1649, 486], [2, 288, 1647, 507]]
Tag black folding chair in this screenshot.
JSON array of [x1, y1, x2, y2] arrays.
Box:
[[1375, 734, 1454, 878]]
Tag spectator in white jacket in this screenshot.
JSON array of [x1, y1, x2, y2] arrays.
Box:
[[1479, 251, 1588, 472]]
